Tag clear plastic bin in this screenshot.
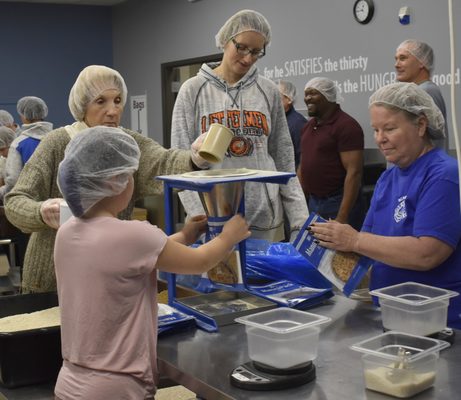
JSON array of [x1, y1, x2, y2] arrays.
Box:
[[351, 331, 449, 398], [370, 282, 459, 336], [235, 308, 330, 369]]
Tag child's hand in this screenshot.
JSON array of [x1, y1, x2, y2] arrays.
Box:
[[221, 214, 251, 245], [181, 214, 208, 245]]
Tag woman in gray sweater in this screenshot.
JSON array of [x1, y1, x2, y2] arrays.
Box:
[[5, 65, 203, 293]]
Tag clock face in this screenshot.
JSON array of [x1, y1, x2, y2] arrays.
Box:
[[355, 1, 369, 21], [354, 0, 374, 24]]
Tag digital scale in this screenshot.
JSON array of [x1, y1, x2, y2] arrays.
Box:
[[229, 307, 330, 391], [230, 360, 316, 391], [429, 327, 456, 345]]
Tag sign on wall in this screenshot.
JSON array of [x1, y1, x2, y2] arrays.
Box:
[[130, 95, 147, 136]]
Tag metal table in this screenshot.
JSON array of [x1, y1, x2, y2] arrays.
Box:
[[157, 296, 461, 400], [1, 296, 459, 399]]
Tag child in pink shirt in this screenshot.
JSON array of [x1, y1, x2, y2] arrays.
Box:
[[54, 126, 250, 400]]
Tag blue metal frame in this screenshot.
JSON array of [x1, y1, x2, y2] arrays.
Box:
[[158, 171, 295, 332]]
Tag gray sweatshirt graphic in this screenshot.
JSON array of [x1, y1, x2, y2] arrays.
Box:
[[171, 63, 308, 241]]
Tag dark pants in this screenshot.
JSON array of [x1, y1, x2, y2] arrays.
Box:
[[308, 188, 365, 230]]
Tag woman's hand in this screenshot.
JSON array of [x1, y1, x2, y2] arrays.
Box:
[[39, 198, 63, 229], [190, 133, 210, 169], [181, 214, 208, 245], [309, 220, 360, 252]]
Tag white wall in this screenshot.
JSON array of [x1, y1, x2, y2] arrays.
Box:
[[113, 0, 461, 152]]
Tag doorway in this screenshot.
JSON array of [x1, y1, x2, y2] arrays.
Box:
[[161, 53, 222, 148], [159, 53, 222, 230]]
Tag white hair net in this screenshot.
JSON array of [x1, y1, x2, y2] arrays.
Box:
[[68, 65, 127, 122], [279, 80, 296, 102], [0, 126, 15, 148], [57, 126, 140, 218], [0, 110, 14, 127], [369, 82, 445, 139], [17, 96, 48, 121], [304, 77, 344, 103], [215, 9, 271, 49], [397, 39, 434, 73]]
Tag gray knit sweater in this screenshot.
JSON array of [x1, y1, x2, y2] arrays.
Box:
[[4, 127, 193, 293]]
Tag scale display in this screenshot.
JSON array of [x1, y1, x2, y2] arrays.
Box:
[[230, 361, 316, 391]]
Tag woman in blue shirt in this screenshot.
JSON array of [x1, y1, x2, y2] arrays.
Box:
[[310, 82, 461, 329]]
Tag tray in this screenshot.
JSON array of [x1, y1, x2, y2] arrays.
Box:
[[0, 292, 61, 388], [176, 291, 277, 327]]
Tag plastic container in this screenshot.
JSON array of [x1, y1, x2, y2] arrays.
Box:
[[0, 292, 62, 388], [351, 331, 449, 398], [370, 282, 459, 336], [235, 308, 331, 369]]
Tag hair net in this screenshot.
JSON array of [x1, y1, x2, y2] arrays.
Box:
[[17, 96, 48, 121], [279, 80, 296, 102], [215, 9, 271, 49], [0, 110, 14, 127], [0, 126, 16, 148], [57, 126, 140, 218], [68, 65, 127, 122], [397, 39, 434, 73], [304, 77, 344, 103], [369, 82, 445, 139]]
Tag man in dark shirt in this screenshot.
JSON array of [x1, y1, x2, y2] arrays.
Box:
[[298, 77, 364, 229], [278, 80, 307, 170]]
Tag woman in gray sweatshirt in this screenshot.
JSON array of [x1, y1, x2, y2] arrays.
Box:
[[171, 9, 308, 242]]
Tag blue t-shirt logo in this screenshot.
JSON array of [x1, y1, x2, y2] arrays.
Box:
[[394, 195, 407, 223]]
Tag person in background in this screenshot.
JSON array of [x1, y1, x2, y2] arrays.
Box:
[[4, 65, 207, 293], [278, 80, 307, 170], [171, 9, 308, 243], [0, 96, 53, 200], [310, 82, 461, 329], [299, 77, 364, 229], [395, 39, 449, 150], [0, 110, 18, 133], [54, 126, 250, 400], [0, 127, 16, 188]]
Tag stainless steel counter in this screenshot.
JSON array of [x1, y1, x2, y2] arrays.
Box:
[[1, 296, 459, 399], [157, 296, 461, 400]]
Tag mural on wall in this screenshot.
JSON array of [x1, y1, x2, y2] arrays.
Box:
[[259, 52, 460, 150], [262, 54, 460, 97]]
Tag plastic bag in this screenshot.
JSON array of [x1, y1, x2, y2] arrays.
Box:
[[245, 239, 332, 290]]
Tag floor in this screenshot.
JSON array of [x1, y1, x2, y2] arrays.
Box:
[[156, 385, 196, 400]]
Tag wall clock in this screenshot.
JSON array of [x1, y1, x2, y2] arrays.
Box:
[[353, 0, 375, 25]]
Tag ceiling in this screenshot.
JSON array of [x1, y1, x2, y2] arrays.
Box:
[[0, 0, 127, 5]]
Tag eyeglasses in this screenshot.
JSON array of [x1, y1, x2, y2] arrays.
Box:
[[231, 38, 265, 59]]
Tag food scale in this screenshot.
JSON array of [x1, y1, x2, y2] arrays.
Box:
[[230, 307, 330, 390], [370, 282, 458, 346], [230, 360, 316, 391], [156, 168, 297, 332]]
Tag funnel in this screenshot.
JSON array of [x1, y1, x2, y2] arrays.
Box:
[[199, 181, 244, 238]]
